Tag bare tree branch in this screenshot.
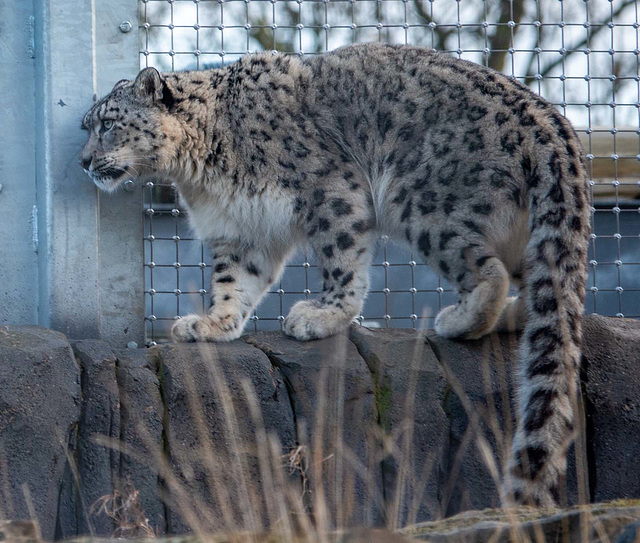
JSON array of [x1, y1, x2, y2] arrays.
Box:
[[523, 0, 635, 84], [487, 0, 525, 72], [250, 3, 329, 54], [412, 0, 455, 49]]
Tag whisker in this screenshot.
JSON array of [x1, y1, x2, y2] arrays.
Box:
[[112, 164, 142, 178]]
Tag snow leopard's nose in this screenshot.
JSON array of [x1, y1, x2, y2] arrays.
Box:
[[78, 154, 92, 171]]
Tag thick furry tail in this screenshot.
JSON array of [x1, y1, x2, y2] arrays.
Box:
[[505, 128, 591, 507]]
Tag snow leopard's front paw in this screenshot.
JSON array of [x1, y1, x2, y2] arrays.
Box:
[[283, 300, 354, 341], [171, 313, 244, 342]]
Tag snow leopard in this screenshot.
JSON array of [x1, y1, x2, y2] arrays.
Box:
[[79, 43, 591, 507]]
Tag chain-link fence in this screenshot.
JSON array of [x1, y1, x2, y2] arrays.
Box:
[[139, 0, 640, 344]]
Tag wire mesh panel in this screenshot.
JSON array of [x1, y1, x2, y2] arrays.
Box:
[[139, 0, 640, 344]]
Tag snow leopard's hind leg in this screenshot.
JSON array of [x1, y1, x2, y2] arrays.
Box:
[[283, 185, 376, 341], [422, 237, 512, 340]]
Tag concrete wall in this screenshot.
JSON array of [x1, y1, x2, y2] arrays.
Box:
[[0, 0, 145, 346], [0, 2, 39, 325]]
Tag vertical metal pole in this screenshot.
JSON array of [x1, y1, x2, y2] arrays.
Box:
[[34, 0, 143, 345]]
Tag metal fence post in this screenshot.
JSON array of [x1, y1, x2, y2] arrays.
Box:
[[34, 0, 144, 346]]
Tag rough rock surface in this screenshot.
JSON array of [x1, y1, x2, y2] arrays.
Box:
[[54, 341, 165, 541], [154, 341, 296, 533], [0, 316, 639, 540], [55, 502, 640, 542], [348, 327, 449, 525], [424, 330, 519, 515], [0, 326, 80, 541], [115, 348, 165, 535], [582, 315, 640, 503], [426, 328, 590, 512], [246, 331, 383, 527], [63, 528, 416, 542], [71, 340, 121, 537]]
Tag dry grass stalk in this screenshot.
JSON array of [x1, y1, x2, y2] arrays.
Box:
[[91, 483, 156, 538]]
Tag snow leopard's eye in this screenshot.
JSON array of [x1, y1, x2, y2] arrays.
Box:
[[102, 119, 114, 131]]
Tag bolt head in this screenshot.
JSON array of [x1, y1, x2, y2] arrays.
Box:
[[119, 20, 133, 33], [123, 179, 135, 192]]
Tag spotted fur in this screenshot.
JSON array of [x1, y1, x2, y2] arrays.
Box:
[[80, 43, 591, 506]]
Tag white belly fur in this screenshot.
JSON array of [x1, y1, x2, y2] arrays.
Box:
[[179, 183, 297, 248]]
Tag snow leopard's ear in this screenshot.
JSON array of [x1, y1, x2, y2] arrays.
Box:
[[134, 67, 164, 105], [112, 79, 130, 92]]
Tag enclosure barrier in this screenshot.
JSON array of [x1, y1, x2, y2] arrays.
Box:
[[138, 0, 640, 344], [0, 1, 638, 346]]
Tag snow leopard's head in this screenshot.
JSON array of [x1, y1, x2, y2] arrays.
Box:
[[79, 68, 180, 193]]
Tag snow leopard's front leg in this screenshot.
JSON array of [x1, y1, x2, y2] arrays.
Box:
[[283, 191, 376, 341], [172, 241, 288, 342]]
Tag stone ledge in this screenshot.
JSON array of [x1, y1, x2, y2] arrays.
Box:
[[402, 501, 640, 542], [44, 502, 640, 542], [0, 316, 639, 540]]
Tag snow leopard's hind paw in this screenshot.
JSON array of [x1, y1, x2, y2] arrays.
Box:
[[283, 300, 355, 341]]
